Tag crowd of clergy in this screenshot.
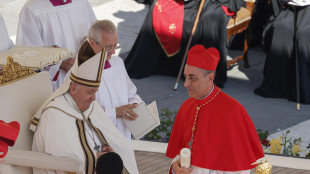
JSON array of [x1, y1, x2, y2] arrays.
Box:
[[1, 0, 309, 173]]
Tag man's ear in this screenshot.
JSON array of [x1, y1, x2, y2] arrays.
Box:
[[208, 72, 215, 81], [69, 83, 77, 94], [89, 37, 96, 47]]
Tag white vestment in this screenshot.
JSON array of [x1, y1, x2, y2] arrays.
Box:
[[16, 0, 96, 91], [32, 92, 139, 174], [96, 56, 142, 141], [171, 156, 250, 174], [0, 15, 13, 51]]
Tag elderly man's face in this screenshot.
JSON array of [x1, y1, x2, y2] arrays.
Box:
[[183, 65, 214, 99], [70, 83, 98, 111], [92, 31, 118, 61]]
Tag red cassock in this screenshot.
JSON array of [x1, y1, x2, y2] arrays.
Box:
[[166, 86, 264, 171]]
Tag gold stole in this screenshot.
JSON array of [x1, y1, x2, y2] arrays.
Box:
[[45, 106, 130, 174]]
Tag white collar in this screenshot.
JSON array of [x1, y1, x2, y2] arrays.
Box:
[[200, 84, 214, 100], [63, 92, 93, 118]]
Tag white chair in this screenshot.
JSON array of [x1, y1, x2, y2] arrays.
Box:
[[0, 58, 83, 174]]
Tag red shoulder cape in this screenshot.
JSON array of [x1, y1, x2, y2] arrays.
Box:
[[166, 86, 264, 171]]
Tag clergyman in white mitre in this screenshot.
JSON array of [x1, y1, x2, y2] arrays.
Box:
[[31, 40, 139, 174]]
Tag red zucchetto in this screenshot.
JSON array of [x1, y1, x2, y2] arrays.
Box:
[[0, 121, 20, 158], [187, 45, 220, 71]]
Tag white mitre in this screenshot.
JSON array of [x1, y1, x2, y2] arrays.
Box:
[[30, 40, 107, 132]]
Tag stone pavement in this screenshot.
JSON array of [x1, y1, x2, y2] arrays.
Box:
[[135, 151, 310, 174]]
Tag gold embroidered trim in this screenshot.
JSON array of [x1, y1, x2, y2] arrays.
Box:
[[30, 96, 94, 131], [76, 119, 96, 174], [87, 118, 108, 146], [188, 88, 221, 149], [70, 73, 100, 87], [88, 118, 130, 174], [42, 103, 94, 121], [154, 32, 180, 57], [96, 48, 106, 82], [42, 106, 82, 120], [31, 117, 39, 126], [155, 1, 162, 12], [169, 23, 177, 34], [0, 56, 35, 86]]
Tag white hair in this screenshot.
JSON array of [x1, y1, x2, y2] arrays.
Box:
[[88, 19, 116, 44], [198, 68, 215, 77]]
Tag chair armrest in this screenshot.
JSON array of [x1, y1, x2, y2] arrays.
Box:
[[3, 150, 84, 173]]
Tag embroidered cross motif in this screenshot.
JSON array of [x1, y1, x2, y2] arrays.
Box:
[[169, 23, 177, 34], [155, 2, 162, 12], [188, 89, 221, 151]]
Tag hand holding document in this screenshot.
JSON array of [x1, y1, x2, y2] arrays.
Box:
[[123, 101, 160, 140]]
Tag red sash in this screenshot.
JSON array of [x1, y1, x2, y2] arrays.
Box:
[[153, 0, 184, 57]]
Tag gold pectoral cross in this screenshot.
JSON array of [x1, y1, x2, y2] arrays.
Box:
[[94, 143, 100, 152]]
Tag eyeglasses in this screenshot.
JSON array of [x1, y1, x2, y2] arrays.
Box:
[[97, 42, 121, 52]]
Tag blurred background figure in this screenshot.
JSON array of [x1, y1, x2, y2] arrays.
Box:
[[125, 0, 243, 88], [0, 14, 14, 51], [255, 0, 310, 104], [16, 0, 97, 91]]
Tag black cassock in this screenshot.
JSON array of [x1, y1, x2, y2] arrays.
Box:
[[125, 0, 243, 88], [255, 0, 310, 104]]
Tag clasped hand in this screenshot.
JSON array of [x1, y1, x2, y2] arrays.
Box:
[[60, 58, 75, 72], [96, 145, 114, 159]]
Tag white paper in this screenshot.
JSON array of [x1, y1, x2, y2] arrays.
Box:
[[123, 101, 160, 140]]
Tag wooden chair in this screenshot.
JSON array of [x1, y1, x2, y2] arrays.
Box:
[[226, 0, 255, 68], [0, 58, 83, 174]]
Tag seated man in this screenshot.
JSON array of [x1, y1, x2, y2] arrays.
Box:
[[16, 0, 97, 91], [0, 14, 14, 51], [255, 0, 310, 104], [166, 45, 264, 174], [88, 20, 142, 141], [31, 40, 139, 174], [125, 0, 243, 88]]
